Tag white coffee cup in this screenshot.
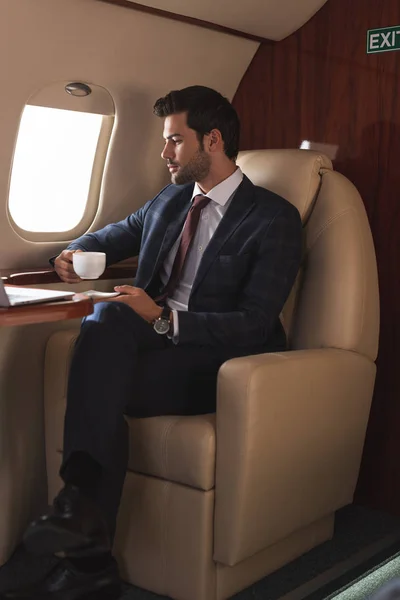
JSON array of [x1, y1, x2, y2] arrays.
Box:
[[73, 252, 106, 280]]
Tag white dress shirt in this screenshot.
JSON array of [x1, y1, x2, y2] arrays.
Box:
[[159, 167, 244, 339]]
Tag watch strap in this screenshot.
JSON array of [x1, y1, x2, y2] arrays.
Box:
[[160, 306, 171, 321]]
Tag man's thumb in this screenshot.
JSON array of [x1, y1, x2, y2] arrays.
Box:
[[114, 285, 135, 295]]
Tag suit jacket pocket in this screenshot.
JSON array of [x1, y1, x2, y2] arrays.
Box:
[[217, 254, 252, 266], [209, 254, 252, 286]]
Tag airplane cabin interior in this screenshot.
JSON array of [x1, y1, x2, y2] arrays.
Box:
[[0, 0, 399, 599]]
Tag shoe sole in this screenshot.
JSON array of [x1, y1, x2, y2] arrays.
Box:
[[75, 583, 122, 600], [23, 521, 109, 557]]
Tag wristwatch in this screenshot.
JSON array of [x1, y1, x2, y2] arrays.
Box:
[[153, 306, 171, 335]]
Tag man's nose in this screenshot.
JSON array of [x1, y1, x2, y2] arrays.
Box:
[[161, 143, 172, 161]]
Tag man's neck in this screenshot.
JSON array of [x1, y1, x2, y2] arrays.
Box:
[[196, 163, 237, 194]]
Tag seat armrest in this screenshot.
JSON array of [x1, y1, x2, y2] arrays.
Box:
[[213, 348, 376, 566]]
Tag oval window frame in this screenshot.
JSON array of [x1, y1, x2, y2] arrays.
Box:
[[7, 81, 115, 242]]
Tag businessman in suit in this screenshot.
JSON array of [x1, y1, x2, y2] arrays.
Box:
[[4, 86, 302, 599]]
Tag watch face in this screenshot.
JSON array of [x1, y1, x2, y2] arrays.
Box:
[[154, 318, 170, 335]]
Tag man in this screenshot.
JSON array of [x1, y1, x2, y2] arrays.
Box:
[[3, 86, 302, 599]]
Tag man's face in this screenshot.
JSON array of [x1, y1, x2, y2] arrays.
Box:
[[161, 112, 211, 185]]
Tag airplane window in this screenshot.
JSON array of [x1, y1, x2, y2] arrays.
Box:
[[8, 105, 106, 234]]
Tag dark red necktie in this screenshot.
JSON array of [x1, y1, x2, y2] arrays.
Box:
[[160, 194, 211, 300]]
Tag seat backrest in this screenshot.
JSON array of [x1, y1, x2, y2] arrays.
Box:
[[237, 149, 379, 361]]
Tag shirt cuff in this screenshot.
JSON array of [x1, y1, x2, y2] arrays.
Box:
[[171, 309, 179, 344]]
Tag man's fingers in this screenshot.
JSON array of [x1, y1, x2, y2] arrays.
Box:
[[55, 261, 78, 275], [59, 250, 75, 263], [52, 249, 84, 283], [105, 296, 132, 306], [114, 285, 137, 295], [58, 273, 81, 283], [58, 263, 78, 275], [57, 248, 83, 264], [93, 296, 120, 304], [55, 264, 81, 283]]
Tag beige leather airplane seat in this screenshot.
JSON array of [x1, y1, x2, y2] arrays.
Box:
[[44, 149, 379, 600]]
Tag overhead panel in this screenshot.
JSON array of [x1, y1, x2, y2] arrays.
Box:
[[125, 0, 329, 40]]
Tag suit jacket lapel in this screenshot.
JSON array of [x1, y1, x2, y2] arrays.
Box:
[[148, 184, 193, 286], [190, 176, 256, 296]]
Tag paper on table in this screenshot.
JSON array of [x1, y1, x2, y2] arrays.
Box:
[[81, 290, 120, 298]]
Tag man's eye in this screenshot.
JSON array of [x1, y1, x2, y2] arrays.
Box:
[[172, 139, 182, 145]]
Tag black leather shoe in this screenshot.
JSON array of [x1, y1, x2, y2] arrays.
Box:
[[0, 556, 121, 599], [23, 484, 110, 557]]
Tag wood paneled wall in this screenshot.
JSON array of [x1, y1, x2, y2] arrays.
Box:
[[233, 0, 400, 514]]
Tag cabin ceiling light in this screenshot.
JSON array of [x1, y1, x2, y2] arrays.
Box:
[[65, 82, 92, 97]]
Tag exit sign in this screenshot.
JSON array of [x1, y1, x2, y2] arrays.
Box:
[[367, 26, 400, 54]]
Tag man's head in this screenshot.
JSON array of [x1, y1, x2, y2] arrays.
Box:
[[153, 86, 240, 185]]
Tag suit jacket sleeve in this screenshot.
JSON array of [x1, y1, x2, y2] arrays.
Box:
[[62, 191, 164, 266], [176, 203, 302, 347], [66, 210, 146, 266]]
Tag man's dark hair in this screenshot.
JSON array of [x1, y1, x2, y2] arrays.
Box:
[[153, 85, 240, 160]]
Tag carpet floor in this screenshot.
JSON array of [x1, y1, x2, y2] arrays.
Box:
[[0, 504, 400, 599]]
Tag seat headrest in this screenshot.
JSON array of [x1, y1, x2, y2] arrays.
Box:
[[237, 149, 333, 221]]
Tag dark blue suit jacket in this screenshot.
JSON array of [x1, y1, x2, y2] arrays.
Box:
[[67, 176, 302, 348]]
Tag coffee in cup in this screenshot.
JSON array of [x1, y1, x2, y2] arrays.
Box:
[[73, 252, 106, 280]]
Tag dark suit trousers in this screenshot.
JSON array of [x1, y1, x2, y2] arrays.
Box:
[[60, 301, 279, 538]]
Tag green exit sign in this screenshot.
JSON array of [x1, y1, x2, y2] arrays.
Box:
[[367, 26, 400, 54]]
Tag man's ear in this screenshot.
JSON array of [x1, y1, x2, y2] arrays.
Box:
[[208, 128, 223, 152]]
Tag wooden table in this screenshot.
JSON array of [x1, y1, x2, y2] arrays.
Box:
[[0, 257, 138, 327], [0, 294, 94, 327]]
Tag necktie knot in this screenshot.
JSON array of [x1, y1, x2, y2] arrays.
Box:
[[191, 194, 211, 212]]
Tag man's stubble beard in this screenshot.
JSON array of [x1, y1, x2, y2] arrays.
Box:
[[171, 148, 211, 185]]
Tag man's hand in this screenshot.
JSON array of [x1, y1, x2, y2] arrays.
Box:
[[109, 286, 162, 322], [54, 250, 83, 284]]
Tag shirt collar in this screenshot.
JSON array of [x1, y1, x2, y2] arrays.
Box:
[[191, 167, 244, 206]]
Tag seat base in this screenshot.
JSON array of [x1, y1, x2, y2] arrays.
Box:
[[49, 448, 333, 600], [113, 471, 334, 600]]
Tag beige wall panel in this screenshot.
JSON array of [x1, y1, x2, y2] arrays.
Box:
[[0, 0, 257, 270]]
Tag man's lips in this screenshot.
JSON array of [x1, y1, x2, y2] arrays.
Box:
[[168, 164, 179, 171]]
